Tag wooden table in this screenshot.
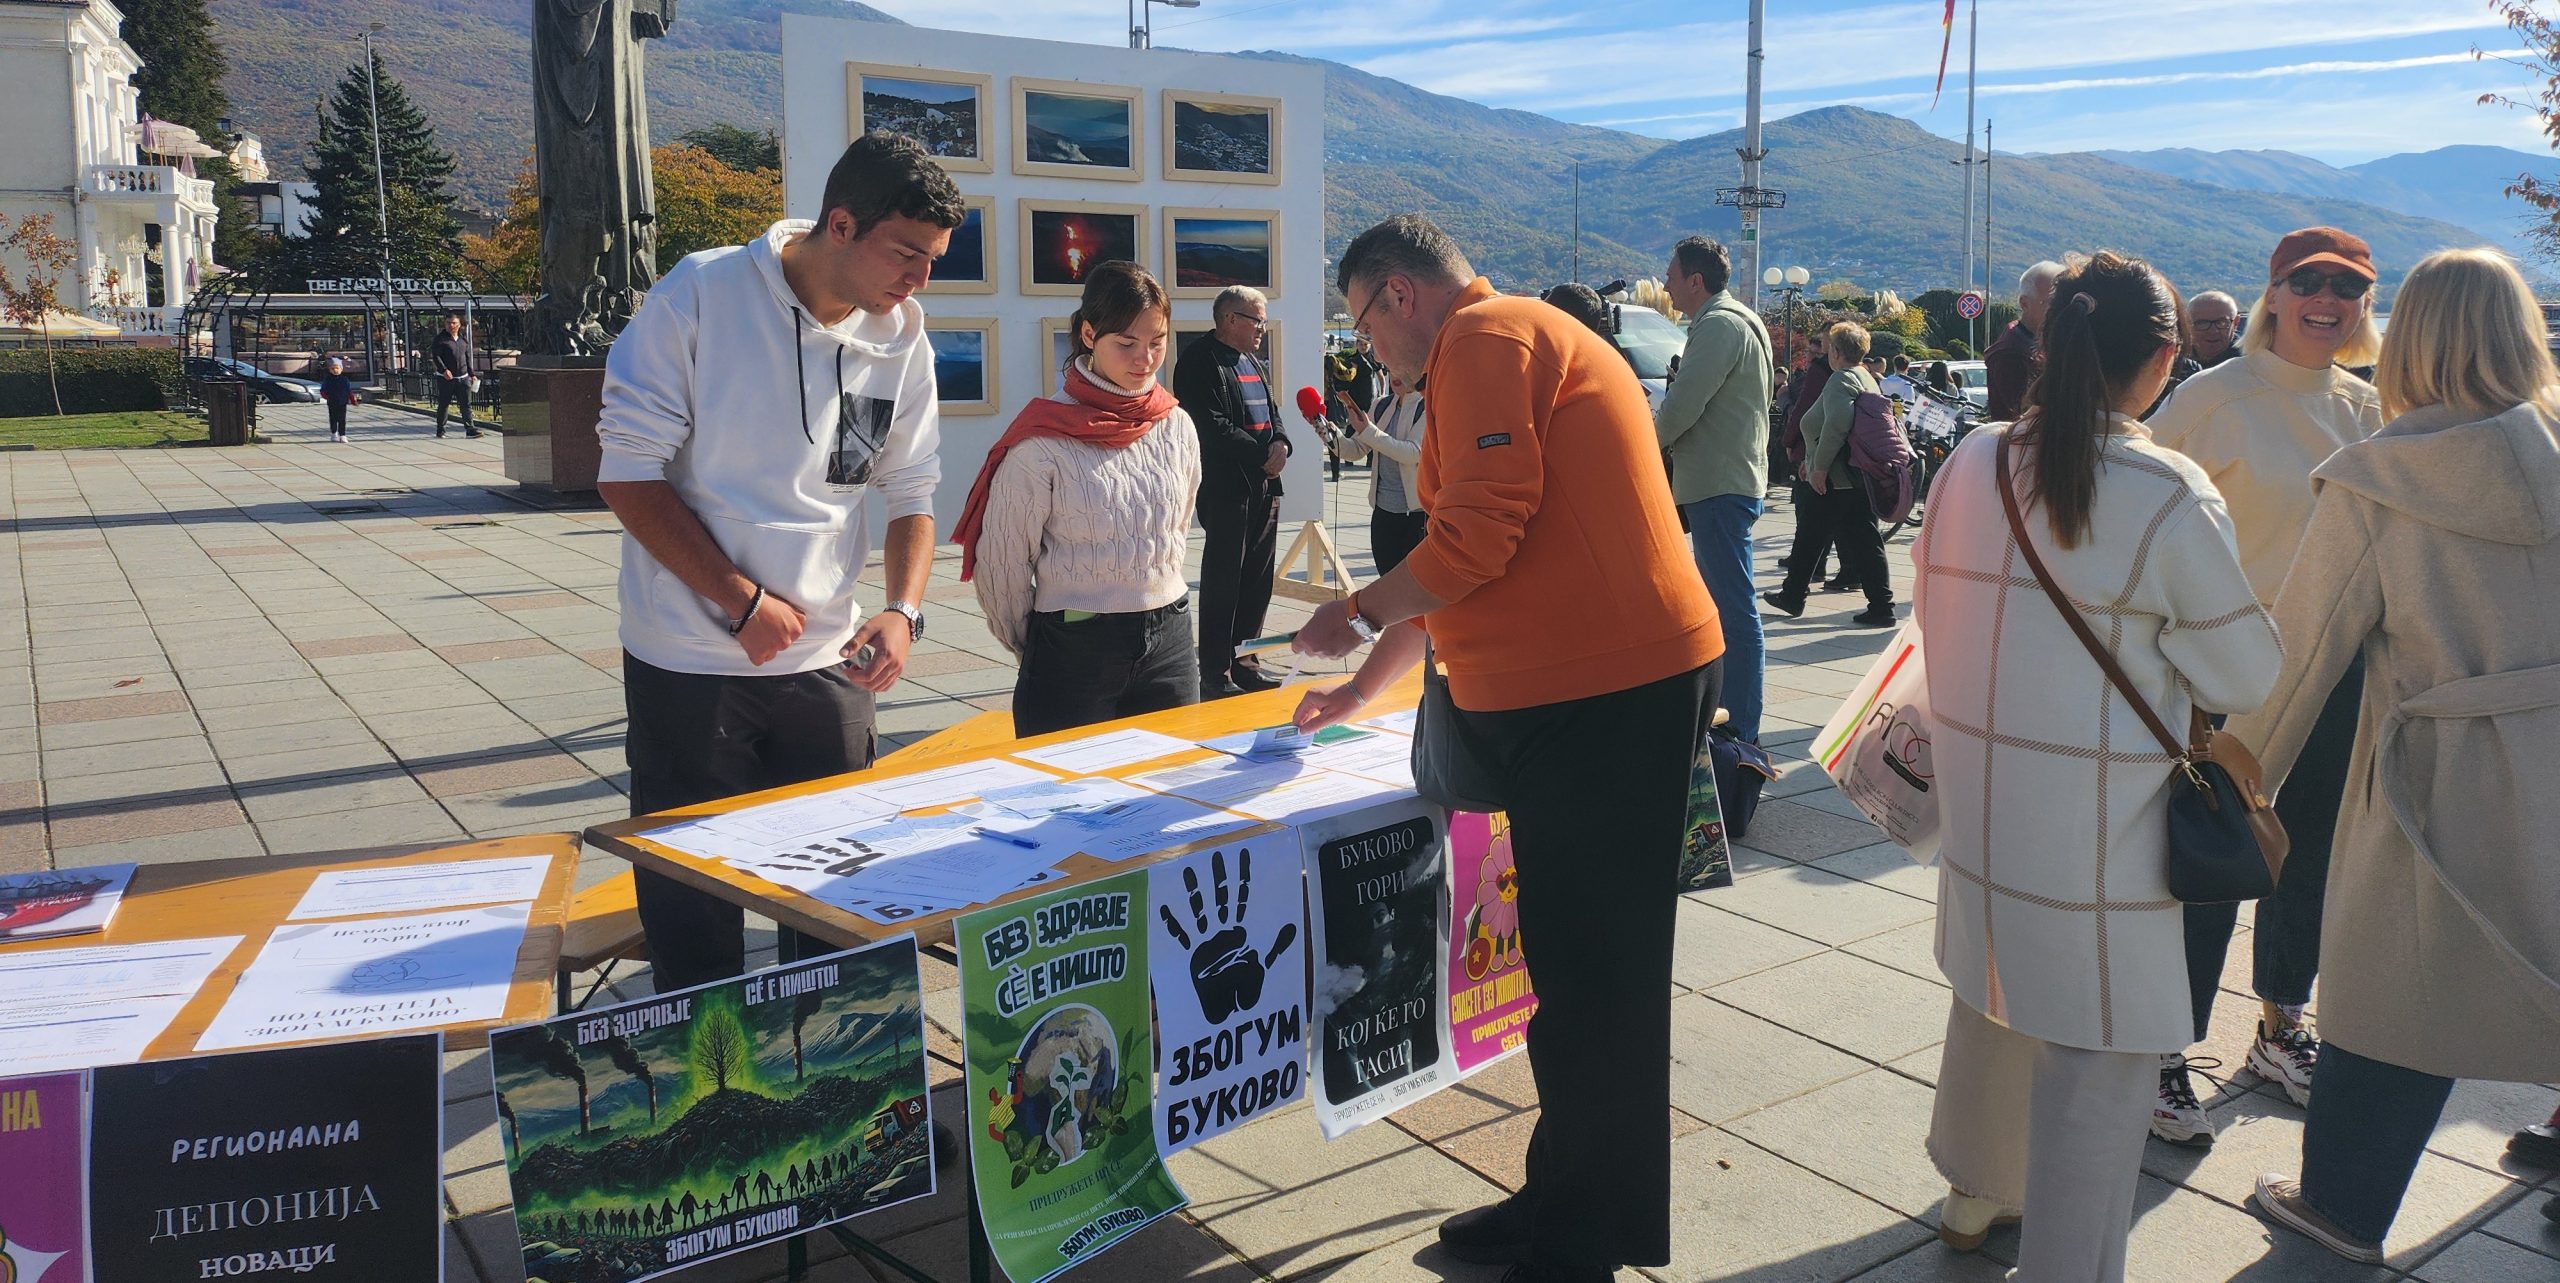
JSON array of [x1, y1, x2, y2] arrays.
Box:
[[0, 833, 581, 1057], [585, 674, 1422, 951]]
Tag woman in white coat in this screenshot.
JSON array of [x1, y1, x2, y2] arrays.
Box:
[[1327, 369, 1428, 573], [2234, 248, 2560, 1262], [1914, 252, 2283, 1280]]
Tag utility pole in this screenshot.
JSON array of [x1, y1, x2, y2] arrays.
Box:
[[361, 24, 396, 375], [1738, 0, 1766, 305], [1984, 119, 1994, 314], [1958, 0, 1978, 354], [1571, 161, 1581, 283]]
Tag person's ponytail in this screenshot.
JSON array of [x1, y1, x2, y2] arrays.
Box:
[[2018, 252, 2183, 548]]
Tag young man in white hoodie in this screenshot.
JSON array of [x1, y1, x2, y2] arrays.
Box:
[[595, 131, 963, 993]]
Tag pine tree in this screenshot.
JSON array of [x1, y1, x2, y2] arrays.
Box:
[[118, 0, 259, 270], [304, 49, 464, 279]]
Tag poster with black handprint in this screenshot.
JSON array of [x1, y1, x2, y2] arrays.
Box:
[[1146, 842, 1307, 1154], [828, 393, 898, 489], [1299, 796, 1458, 1140]]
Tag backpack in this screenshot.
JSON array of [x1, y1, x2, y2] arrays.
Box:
[[1847, 390, 1917, 525]]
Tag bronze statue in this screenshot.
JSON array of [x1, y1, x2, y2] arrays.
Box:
[[530, 0, 672, 356]]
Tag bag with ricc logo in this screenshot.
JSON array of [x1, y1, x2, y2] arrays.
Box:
[[1812, 622, 1942, 865]]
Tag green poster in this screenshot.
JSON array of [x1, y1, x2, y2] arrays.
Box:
[[959, 871, 1186, 1283]]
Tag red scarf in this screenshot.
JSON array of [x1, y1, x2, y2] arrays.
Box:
[[953, 361, 1179, 581]]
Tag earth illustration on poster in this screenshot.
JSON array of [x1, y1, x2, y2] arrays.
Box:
[[491, 939, 932, 1283]]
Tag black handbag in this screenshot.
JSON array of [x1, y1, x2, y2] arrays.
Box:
[[1995, 436, 2288, 903], [1410, 648, 1510, 813]]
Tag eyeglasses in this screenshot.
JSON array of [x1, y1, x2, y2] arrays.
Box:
[[2191, 317, 2236, 331], [1231, 314, 1270, 331], [2283, 269, 2371, 301], [1350, 284, 1395, 341]]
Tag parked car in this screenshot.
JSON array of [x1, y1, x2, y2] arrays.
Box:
[[184, 356, 321, 404], [1941, 359, 1989, 409], [1611, 302, 1687, 413]]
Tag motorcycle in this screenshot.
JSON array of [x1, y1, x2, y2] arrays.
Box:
[[1885, 382, 1980, 540]]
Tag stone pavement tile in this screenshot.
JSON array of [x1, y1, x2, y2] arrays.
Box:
[[36, 688, 190, 724], [42, 734, 216, 778], [1297, 1229, 1514, 1282], [902, 648, 1007, 678], [435, 638, 559, 665], [46, 762, 232, 808], [33, 708, 202, 750], [211, 716, 381, 759], [2426, 1079, 2560, 1179], [456, 653, 621, 701], [292, 632, 422, 659], [439, 781, 624, 837], [441, 1223, 478, 1283], [1641, 1127, 1932, 1283], [309, 647, 452, 680], [1667, 995, 1869, 1126], [240, 766, 435, 822], [1738, 800, 1891, 862], [2123, 1175, 2395, 1282], [195, 694, 361, 733], [450, 1205, 528, 1283], [1838, 921, 1947, 988], [443, 1091, 508, 1217], [872, 1212, 1255, 1283], [1702, 865, 1936, 947], [259, 799, 469, 852], [368, 702, 541, 743], [414, 748, 593, 799], [1837, 1242, 2011, 1281], [1885, 1043, 1943, 1089], [2478, 1186, 2560, 1256], [176, 658, 322, 689], [1760, 756, 1834, 802], [485, 591, 594, 614], [51, 822, 271, 868], [1722, 1069, 1949, 1219], [47, 790, 248, 847], [1168, 1103, 1505, 1279], [30, 664, 179, 705], [345, 681, 503, 716], [188, 675, 340, 710], [1387, 1055, 1535, 1144], [1670, 898, 1829, 992], [1708, 953, 1953, 1064], [2414, 1230, 2560, 1282], [1790, 786, 1882, 824], [1809, 843, 1939, 903], [226, 741, 402, 786]]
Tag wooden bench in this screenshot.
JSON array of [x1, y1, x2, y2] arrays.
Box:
[[554, 706, 1019, 1010]]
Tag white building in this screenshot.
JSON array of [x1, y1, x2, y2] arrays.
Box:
[[0, 0, 220, 337]]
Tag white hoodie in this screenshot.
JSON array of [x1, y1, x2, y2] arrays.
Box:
[[597, 220, 942, 676]]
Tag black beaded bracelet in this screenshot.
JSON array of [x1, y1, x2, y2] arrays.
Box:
[[728, 584, 766, 636]]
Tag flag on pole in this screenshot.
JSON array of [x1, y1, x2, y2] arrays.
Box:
[[1931, 0, 1957, 109]]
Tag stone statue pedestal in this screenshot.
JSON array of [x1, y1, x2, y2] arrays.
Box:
[[501, 357, 608, 493]]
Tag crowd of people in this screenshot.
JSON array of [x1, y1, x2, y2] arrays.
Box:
[[581, 129, 2559, 1282]]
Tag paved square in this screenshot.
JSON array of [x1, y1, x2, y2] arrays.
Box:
[[3, 402, 2550, 1281]]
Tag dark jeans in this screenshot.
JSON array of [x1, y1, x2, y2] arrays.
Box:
[[2183, 658, 2363, 1040], [434, 374, 475, 432], [1780, 480, 1890, 607], [1197, 489, 1280, 683], [623, 652, 878, 994], [1370, 507, 1428, 576], [1458, 659, 1720, 1269], [1682, 494, 1765, 741], [1778, 476, 1834, 581], [2299, 1041, 2455, 1244], [1011, 599, 1200, 738], [326, 401, 348, 434]]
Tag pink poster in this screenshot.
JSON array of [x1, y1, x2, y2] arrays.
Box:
[[0, 1073, 87, 1283], [1446, 813, 1538, 1074]]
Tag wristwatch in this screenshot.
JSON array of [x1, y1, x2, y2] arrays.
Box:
[[1344, 592, 1382, 645], [885, 600, 925, 642]]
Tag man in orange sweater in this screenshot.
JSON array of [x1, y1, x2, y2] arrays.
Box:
[[1294, 213, 1722, 1282]]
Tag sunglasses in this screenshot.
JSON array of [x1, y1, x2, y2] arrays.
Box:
[[2283, 269, 2371, 301]]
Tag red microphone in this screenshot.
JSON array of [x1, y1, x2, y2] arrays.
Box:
[[1295, 386, 1329, 426]]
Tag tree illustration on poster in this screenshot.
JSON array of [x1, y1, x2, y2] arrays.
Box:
[[84, 1035, 445, 1282], [488, 937, 934, 1283], [1147, 841, 1308, 1153], [960, 871, 1186, 1283], [1300, 796, 1459, 1138]]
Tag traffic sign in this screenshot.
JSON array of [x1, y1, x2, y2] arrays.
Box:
[[1956, 291, 1986, 320]]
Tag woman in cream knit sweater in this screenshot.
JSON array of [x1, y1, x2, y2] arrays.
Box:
[[955, 262, 1202, 736]]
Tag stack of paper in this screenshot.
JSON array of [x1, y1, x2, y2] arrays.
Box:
[[1009, 728, 1196, 774], [0, 936, 241, 1071], [288, 854, 554, 920]]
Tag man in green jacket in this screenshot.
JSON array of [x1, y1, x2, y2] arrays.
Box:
[[1656, 236, 1773, 739]]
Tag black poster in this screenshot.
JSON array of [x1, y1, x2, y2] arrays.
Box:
[[1300, 797, 1458, 1137], [87, 1034, 445, 1283]]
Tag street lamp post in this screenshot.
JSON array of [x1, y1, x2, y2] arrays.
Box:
[[1762, 264, 1811, 369], [1130, 0, 1201, 48], [359, 24, 397, 376]]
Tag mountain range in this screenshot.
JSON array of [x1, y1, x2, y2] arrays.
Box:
[[205, 0, 2530, 296]]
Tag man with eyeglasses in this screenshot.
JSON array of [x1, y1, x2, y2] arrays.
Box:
[[1175, 284, 1293, 696], [2147, 226, 2387, 1148], [2189, 290, 2243, 368]]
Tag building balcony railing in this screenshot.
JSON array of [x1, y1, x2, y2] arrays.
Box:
[[97, 304, 184, 336], [85, 164, 216, 209]]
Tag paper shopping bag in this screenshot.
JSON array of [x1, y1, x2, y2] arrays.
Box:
[[1811, 623, 1941, 865]]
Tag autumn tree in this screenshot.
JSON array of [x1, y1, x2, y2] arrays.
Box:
[[1, 215, 80, 416], [2479, 2, 2560, 260], [676, 123, 781, 173], [468, 143, 780, 294]]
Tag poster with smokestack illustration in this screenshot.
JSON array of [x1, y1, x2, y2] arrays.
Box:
[[488, 936, 931, 1283]]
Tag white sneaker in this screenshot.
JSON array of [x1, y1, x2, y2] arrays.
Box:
[[1939, 1186, 2021, 1252], [2247, 1021, 2318, 1107], [2150, 1052, 2217, 1146]]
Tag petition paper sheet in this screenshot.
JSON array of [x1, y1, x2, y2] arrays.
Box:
[[288, 854, 554, 920], [195, 906, 528, 1051]]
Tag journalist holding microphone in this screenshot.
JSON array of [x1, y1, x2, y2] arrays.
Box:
[[1292, 213, 1721, 1283]]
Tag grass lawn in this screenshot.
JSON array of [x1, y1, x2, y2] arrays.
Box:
[[0, 410, 214, 449]]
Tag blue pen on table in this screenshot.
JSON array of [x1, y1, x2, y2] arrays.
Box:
[[970, 827, 1042, 850]]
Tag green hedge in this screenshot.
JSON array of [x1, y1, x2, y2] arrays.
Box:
[[0, 347, 181, 418]]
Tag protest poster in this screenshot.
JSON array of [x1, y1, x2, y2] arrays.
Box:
[[86, 1034, 445, 1283], [1147, 840, 1307, 1153], [489, 936, 933, 1283], [1446, 812, 1537, 1074], [1677, 739, 1735, 891], [959, 871, 1186, 1283], [0, 1073, 87, 1283], [1300, 796, 1458, 1138]]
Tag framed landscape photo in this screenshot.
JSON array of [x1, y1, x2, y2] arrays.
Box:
[[1165, 207, 1280, 300], [1013, 78, 1143, 181], [926, 318, 999, 415], [1019, 199, 1147, 297], [926, 194, 994, 295], [847, 63, 993, 174], [1040, 315, 1078, 397], [1163, 90, 1282, 185]]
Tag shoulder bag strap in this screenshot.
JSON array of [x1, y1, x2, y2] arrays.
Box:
[[1994, 433, 2190, 760]]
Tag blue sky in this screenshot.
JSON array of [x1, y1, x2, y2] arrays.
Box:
[[867, 0, 2552, 164]]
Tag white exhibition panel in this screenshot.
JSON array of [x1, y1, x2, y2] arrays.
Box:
[[780, 15, 1330, 531]]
